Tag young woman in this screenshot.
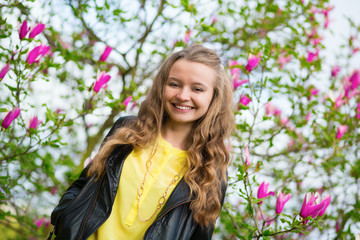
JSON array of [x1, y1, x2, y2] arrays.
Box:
[[50, 44, 234, 240]]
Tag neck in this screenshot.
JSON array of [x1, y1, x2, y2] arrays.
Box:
[[161, 121, 192, 151]]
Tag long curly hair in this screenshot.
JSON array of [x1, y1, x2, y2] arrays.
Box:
[[88, 44, 234, 227]]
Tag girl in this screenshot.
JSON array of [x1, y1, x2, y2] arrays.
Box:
[[50, 44, 234, 240]]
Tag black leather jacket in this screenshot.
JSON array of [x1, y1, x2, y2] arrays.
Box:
[[50, 116, 226, 240]]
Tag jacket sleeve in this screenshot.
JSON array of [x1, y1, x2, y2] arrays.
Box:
[[50, 116, 135, 227], [190, 177, 227, 240]]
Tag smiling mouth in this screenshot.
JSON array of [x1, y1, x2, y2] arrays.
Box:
[[173, 104, 193, 110]]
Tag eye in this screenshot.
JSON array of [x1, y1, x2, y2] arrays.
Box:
[[193, 87, 204, 92], [169, 82, 180, 87]]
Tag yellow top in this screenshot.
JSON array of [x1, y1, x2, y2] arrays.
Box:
[[88, 136, 187, 240]]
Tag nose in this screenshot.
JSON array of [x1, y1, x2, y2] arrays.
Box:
[[176, 88, 191, 101]]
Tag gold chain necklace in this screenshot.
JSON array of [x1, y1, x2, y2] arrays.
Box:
[[137, 141, 186, 222]]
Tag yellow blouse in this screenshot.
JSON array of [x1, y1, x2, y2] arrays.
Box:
[[88, 136, 187, 240]]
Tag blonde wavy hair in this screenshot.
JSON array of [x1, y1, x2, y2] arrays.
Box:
[[88, 44, 234, 226]]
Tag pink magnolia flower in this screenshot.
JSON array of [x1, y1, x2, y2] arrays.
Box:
[[311, 37, 322, 46], [278, 53, 291, 69], [335, 220, 340, 232], [265, 102, 281, 116], [331, 66, 340, 77], [2, 107, 21, 128], [335, 93, 346, 108], [306, 112, 311, 121], [336, 125, 348, 139], [257, 181, 275, 203], [306, 49, 319, 63], [245, 54, 261, 72], [280, 117, 289, 126], [239, 95, 251, 106], [184, 30, 192, 43], [19, 20, 30, 40], [229, 59, 241, 76], [123, 96, 133, 107], [50, 186, 58, 195], [318, 195, 331, 216], [211, 16, 218, 25], [0, 63, 10, 80], [29, 23, 45, 39], [244, 145, 250, 166], [324, 17, 331, 28], [349, 70, 360, 90], [55, 108, 64, 114], [26, 44, 51, 64], [353, 47, 359, 55], [300, 193, 330, 223], [34, 218, 45, 228], [28, 116, 42, 130], [321, 5, 334, 17], [93, 71, 111, 93], [99, 46, 112, 62], [276, 192, 291, 214], [309, 88, 319, 99], [34, 217, 50, 228], [233, 78, 248, 90]]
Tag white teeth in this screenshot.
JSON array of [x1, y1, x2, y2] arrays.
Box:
[[175, 105, 192, 110]]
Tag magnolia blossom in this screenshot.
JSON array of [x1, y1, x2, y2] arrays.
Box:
[[99, 46, 112, 62], [318, 196, 331, 216], [357, 102, 360, 120], [211, 16, 218, 25], [306, 113, 311, 121], [2, 107, 21, 128], [244, 145, 250, 166], [123, 96, 133, 107], [349, 70, 360, 90], [311, 88, 319, 96], [245, 54, 261, 72], [19, 20, 30, 40], [29, 23, 45, 39], [26, 44, 51, 64], [280, 117, 289, 126], [276, 192, 291, 214], [306, 49, 319, 63], [257, 181, 275, 203], [300, 193, 331, 224], [311, 37, 322, 46], [336, 125, 348, 139], [50, 186, 58, 195], [28, 116, 42, 130], [324, 17, 331, 28], [184, 30, 192, 43], [233, 79, 248, 90], [34, 217, 50, 229], [93, 71, 111, 93], [0, 63, 10, 80], [331, 65, 340, 77], [265, 102, 281, 116], [239, 95, 251, 106], [353, 47, 360, 55], [334, 93, 346, 108], [278, 53, 291, 69]]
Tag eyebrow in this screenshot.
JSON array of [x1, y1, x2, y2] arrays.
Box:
[[167, 77, 210, 88]]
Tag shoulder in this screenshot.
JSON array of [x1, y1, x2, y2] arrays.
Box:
[[113, 115, 137, 128]]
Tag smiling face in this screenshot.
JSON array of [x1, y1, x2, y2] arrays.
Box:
[[164, 59, 216, 130]]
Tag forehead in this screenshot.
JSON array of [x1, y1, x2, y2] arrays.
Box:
[[168, 60, 217, 87]]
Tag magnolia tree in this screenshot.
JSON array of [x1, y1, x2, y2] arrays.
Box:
[[0, 0, 359, 239]]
